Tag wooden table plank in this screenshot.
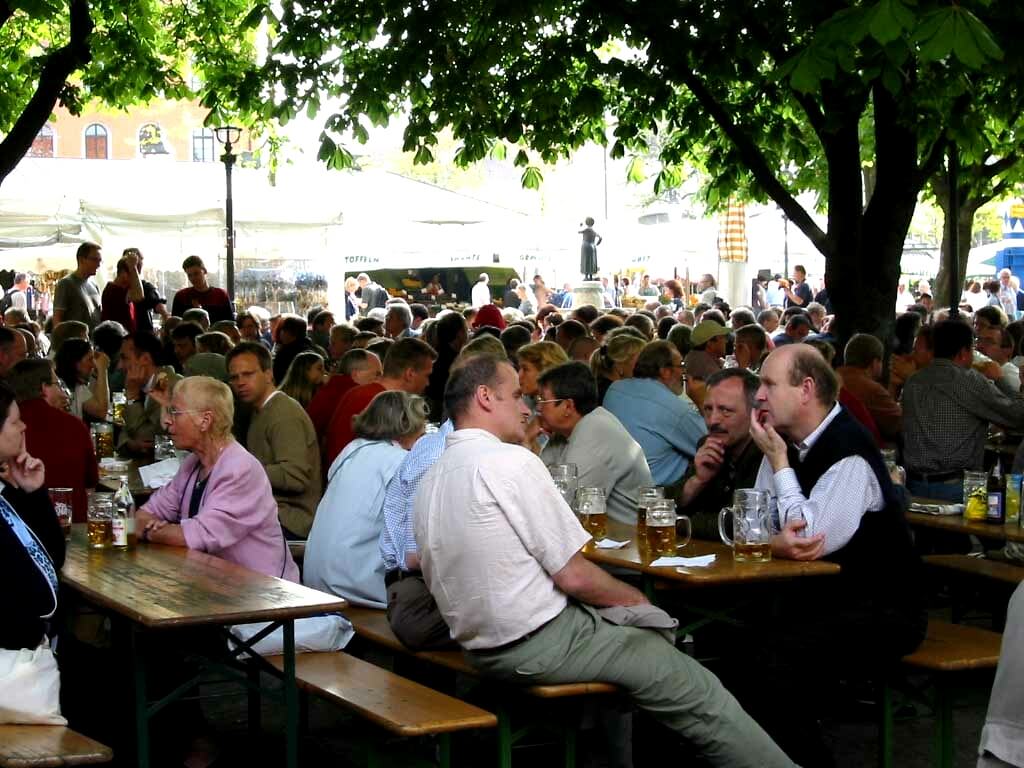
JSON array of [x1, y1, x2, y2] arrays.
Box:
[[906, 498, 1024, 544], [61, 525, 344, 628], [583, 520, 840, 585]]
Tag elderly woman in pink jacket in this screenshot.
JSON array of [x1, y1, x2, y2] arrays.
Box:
[[136, 376, 299, 582]]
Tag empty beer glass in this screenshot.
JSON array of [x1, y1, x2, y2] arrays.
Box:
[[549, 464, 579, 510]]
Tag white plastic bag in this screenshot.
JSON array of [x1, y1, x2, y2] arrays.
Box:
[[0, 642, 66, 725], [228, 614, 354, 657]]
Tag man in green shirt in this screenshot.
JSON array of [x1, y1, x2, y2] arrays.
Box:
[[227, 342, 321, 538]]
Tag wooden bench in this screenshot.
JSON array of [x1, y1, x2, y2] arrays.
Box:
[[343, 606, 619, 768], [924, 554, 1023, 625], [924, 554, 1024, 585], [266, 651, 496, 767], [0, 725, 112, 768], [880, 620, 1003, 768]]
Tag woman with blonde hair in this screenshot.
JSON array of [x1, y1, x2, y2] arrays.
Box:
[[305, 391, 427, 608], [279, 351, 327, 409], [136, 376, 299, 580], [591, 332, 646, 404], [515, 341, 569, 450]]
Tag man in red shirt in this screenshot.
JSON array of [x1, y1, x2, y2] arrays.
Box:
[[170, 255, 233, 322], [307, 348, 383, 440], [322, 338, 436, 469], [9, 358, 98, 522]]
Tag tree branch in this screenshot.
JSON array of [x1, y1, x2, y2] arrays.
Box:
[[913, 134, 948, 191], [679, 68, 831, 256], [0, 0, 92, 186], [979, 154, 1018, 181]]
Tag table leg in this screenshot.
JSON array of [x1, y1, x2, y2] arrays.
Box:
[[283, 619, 298, 768], [129, 624, 151, 768]]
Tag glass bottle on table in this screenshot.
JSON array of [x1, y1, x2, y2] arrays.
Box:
[[112, 479, 136, 548], [986, 458, 1006, 525]]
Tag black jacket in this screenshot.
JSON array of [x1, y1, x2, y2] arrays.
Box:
[[0, 485, 64, 650]]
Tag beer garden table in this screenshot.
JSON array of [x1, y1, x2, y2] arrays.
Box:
[[907, 497, 1024, 544], [60, 524, 346, 768], [584, 520, 840, 634]]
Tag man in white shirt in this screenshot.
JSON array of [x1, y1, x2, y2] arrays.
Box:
[[471, 272, 491, 308], [414, 355, 795, 768], [536, 361, 654, 524]]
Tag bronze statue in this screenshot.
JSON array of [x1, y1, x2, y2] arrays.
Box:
[[579, 217, 602, 280]]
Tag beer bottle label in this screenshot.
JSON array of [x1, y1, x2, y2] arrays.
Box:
[[986, 493, 1005, 523], [112, 518, 127, 546]]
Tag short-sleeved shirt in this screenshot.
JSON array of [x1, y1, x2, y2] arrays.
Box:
[[54, 273, 102, 329], [785, 280, 813, 307], [171, 286, 233, 323], [414, 429, 591, 650], [540, 406, 653, 525], [101, 282, 137, 333]]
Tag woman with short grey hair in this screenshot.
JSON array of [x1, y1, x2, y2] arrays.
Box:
[[303, 390, 426, 608]]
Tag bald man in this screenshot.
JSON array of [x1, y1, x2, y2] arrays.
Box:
[[745, 343, 925, 766]]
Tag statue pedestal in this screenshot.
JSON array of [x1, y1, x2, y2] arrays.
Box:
[[571, 281, 605, 310]]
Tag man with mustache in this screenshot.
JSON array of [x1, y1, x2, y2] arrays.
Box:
[[677, 368, 763, 539]]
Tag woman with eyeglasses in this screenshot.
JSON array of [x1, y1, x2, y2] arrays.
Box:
[[134, 376, 298, 581], [54, 338, 109, 422]]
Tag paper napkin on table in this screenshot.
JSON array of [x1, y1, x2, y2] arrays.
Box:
[[650, 554, 716, 567], [909, 503, 964, 517], [594, 538, 630, 549], [139, 457, 181, 489]]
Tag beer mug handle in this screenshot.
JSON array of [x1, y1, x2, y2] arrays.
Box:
[[676, 515, 691, 551], [718, 507, 734, 547]]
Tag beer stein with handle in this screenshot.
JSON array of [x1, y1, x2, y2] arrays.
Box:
[[719, 489, 773, 563]]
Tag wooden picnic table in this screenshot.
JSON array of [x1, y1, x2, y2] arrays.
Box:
[[584, 520, 841, 586], [906, 497, 1024, 544], [61, 524, 345, 768], [96, 459, 152, 499]]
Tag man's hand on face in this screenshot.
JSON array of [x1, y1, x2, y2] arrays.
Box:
[[750, 411, 789, 472], [693, 434, 727, 483]]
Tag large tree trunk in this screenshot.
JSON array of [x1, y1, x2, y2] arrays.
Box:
[[933, 200, 981, 313]]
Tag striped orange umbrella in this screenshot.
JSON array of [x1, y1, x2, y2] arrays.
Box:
[[717, 199, 748, 263]]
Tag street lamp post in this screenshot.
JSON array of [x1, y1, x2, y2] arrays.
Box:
[[213, 125, 242, 303]]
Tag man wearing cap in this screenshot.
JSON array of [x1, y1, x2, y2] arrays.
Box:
[[471, 273, 491, 308], [685, 320, 729, 381]]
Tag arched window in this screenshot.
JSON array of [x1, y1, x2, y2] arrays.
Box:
[[28, 125, 55, 158], [138, 123, 169, 156], [84, 124, 108, 159], [191, 128, 216, 162]]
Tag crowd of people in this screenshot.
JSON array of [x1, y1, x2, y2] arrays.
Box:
[[5, 242, 1023, 767]]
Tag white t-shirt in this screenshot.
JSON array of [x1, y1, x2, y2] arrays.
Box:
[[414, 428, 590, 650]]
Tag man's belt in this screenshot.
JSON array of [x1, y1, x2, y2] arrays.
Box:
[[385, 568, 422, 587]]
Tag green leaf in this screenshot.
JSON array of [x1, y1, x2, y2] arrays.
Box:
[[489, 141, 506, 161], [521, 166, 543, 190], [868, 0, 915, 45], [413, 145, 434, 165], [626, 155, 646, 184], [914, 9, 957, 63], [513, 149, 530, 168]]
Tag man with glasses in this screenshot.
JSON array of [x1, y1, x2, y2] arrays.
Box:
[[603, 340, 706, 489], [8, 357, 98, 522], [53, 242, 103, 329], [536, 361, 653, 524]]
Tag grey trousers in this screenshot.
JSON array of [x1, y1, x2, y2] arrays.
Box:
[[385, 573, 456, 651], [466, 603, 796, 768]]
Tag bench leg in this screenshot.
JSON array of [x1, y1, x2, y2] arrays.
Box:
[[438, 733, 451, 768], [879, 680, 893, 768], [283, 620, 299, 768], [934, 677, 954, 768], [497, 707, 512, 768], [128, 623, 151, 768], [562, 724, 576, 768], [247, 664, 262, 739]]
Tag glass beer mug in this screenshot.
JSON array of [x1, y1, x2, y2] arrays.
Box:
[[549, 463, 579, 510], [719, 489, 773, 563], [576, 487, 608, 540], [645, 499, 692, 558]]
